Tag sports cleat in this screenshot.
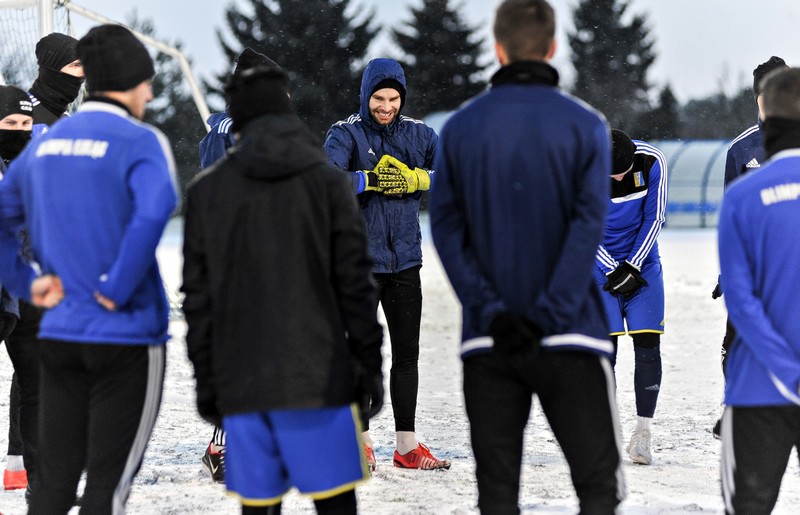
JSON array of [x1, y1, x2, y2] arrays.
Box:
[[712, 418, 721, 440], [626, 429, 652, 465], [393, 443, 450, 470], [364, 444, 376, 472], [3, 468, 27, 490], [201, 442, 225, 483]]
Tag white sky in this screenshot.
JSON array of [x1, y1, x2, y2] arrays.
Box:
[[66, 0, 800, 103]]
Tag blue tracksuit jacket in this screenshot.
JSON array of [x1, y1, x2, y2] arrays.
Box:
[[725, 121, 765, 188], [324, 58, 438, 274], [429, 61, 612, 359], [596, 141, 667, 273], [0, 100, 178, 345], [718, 149, 800, 406], [199, 112, 234, 170]]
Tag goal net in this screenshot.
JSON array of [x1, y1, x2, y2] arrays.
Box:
[[0, 0, 73, 88]]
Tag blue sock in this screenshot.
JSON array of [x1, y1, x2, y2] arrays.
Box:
[[634, 345, 661, 418]]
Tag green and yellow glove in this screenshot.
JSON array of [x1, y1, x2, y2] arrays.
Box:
[[375, 155, 431, 195], [361, 170, 381, 192]]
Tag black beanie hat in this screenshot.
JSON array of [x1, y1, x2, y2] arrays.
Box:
[[76, 25, 155, 92], [234, 48, 280, 76], [753, 56, 788, 99], [0, 86, 33, 120], [36, 33, 79, 71], [371, 78, 406, 109], [611, 129, 636, 175], [225, 65, 293, 132]]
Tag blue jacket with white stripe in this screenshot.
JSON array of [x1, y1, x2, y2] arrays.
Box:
[[595, 141, 667, 274], [323, 58, 438, 274], [0, 100, 178, 345], [199, 112, 234, 170], [429, 61, 612, 359], [719, 150, 800, 406]]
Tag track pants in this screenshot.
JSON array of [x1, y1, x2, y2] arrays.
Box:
[[463, 349, 625, 515], [369, 265, 422, 432], [30, 340, 165, 515], [4, 301, 42, 490], [721, 405, 800, 514]]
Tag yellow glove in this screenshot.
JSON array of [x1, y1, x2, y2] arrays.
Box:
[[375, 155, 430, 195]]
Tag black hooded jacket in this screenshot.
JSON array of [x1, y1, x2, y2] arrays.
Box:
[[182, 114, 383, 414]]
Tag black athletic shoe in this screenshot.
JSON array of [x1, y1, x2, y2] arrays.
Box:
[[202, 442, 225, 483], [712, 418, 721, 439]]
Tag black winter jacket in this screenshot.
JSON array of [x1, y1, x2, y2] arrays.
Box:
[[182, 114, 383, 414]]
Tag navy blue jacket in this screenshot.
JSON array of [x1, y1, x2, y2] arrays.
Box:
[[199, 112, 234, 170], [430, 61, 612, 359], [725, 121, 765, 188], [324, 59, 438, 274]]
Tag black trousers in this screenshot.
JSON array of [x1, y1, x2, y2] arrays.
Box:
[[369, 265, 422, 432], [721, 317, 736, 377], [4, 300, 42, 490], [721, 405, 800, 514], [463, 349, 624, 515], [29, 340, 164, 514]]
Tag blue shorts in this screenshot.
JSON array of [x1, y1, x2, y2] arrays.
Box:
[[224, 404, 369, 506], [594, 261, 665, 335]]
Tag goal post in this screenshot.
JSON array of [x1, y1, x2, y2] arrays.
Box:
[[0, 0, 211, 131]]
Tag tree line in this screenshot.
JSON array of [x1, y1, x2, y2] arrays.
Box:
[[2, 0, 761, 199]]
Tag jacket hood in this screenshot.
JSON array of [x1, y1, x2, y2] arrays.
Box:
[[359, 58, 407, 126], [228, 114, 327, 181]]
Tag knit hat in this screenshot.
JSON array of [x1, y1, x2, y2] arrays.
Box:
[[225, 65, 293, 132], [611, 129, 636, 175], [234, 48, 280, 76], [753, 56, 788, 99], [371, 78, 406, 109], [76, 25, 155, 92], [36, 33, 79, 71], [0, 85, 33, 120]]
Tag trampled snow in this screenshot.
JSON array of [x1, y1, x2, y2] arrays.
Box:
[[1, 219, 798, 514]]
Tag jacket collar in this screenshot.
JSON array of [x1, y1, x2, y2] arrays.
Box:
[[491, 61, 560, 89]]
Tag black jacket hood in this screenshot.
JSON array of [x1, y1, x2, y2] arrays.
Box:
[[228, 114, 327, 181]]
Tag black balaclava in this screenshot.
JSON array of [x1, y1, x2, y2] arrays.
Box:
[[29, 32, 84, 118], [762, 117, 800, 159], [753, 56, 788, 100], [234, 48, 281, 76], [0, 85, 33, 163]]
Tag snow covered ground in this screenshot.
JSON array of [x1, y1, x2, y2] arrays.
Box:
[[1, 219, 799, 514]]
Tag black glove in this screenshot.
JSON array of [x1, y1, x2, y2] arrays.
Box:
[[354, 368, 384, 427], [711, 281, 723, 300], [196, 386, 222, 427], [489, 312, 543, 356], [603, 262, 647, 298]]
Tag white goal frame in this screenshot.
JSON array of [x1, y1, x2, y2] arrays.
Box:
[[0, 0, 211, 131]]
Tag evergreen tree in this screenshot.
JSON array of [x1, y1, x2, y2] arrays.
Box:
[[129, 14, 208, 205], [680, 87, 756, 140], [392, 0, 488, 118], [635, 85, 680, 140], [568, 0, 656, 131], [214, 0, 377, 138]]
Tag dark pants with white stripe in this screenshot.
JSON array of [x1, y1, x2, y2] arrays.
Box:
[[463, 349, 624, 515], [29, 340, 165, 515], [721, 405, 800, 514]]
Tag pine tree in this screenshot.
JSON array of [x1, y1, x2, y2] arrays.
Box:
[[129, 15, 207, 204], [214, 0, 377, 138], [568, 0, 656, 131], [392, 0, 488, 118], [635, 85, 681, 140]]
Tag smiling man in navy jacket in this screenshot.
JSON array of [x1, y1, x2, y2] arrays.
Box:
[[0, 25, 177, 512], [430, 1, 625, 513]]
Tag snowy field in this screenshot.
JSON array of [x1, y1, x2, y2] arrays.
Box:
[[1, 218, 799, 514]]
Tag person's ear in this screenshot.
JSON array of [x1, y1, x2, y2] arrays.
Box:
[[545, 39, 556, 61], [495, 42, 509, 66]]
